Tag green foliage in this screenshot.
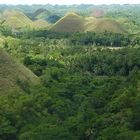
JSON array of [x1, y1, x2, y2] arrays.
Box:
[[70, 32, 132, 47], [21, 30, 70, 39], [0, 25, 12, 36], [0, 4, 140, 139]]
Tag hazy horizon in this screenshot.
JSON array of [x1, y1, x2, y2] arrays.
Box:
[[0, 0, 140, 5]]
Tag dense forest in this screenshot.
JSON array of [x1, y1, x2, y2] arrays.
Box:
[[0, 4, 140, 140]]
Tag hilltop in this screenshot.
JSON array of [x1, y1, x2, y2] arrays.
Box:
[[2, 10, 33, 30], [51, 12, 85, 33], [0, 10, 127, 34], [51, 12, 127, 34], [35, 8, 51, 19], [1, 9, 51, 30], [0, 49, 40, 94], [85, 18, 127, 34]]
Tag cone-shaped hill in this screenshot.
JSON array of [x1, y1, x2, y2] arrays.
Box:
[[85, 17, 98, 31], [51, 12, 127, 34], [35, 9, 51, 19], [33, 19, 50, 29], [2, 10, 33, 29], [86, 18, 127, 34], [0, 49, 40, 94], [51, 12, 85, 33]]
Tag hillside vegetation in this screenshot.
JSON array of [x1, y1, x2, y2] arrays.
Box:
[[0, 4, 140, 140], [0, 48, 40, 94]]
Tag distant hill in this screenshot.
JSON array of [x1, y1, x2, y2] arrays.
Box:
[[46, 15, 61, 23], [1, 9, 51, 30], [2, 10, 33, 30], [51, 12, 85, 33], [33, 19, 49, 29], [0, 49, 40, 94], [85, 18, 127, 34], [51, 12, 127, 34], [34, 8, 48, 16], [0, 10, 127, 34], [35, 9, 51, 19], [26, 8, 51, 20], [91, 9, 105, 18]]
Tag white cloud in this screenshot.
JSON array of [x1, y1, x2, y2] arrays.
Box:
[[0, 0, 140, 5]]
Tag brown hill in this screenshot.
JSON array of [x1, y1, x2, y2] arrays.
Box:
[[85, 18, 127, 34], [0, 49, 40, 94], [51, 12, 85, 33]]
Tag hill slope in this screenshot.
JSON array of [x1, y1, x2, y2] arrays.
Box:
[[0, 49, 40, 94], [36, 10, 51, 19], [2, 10, 33, 30], [33, 19, 49, 29], [51, 13, 126, 34], [51, 12, 85, 33], [85, 17, 98, 31], [86, 18, 127, 34]]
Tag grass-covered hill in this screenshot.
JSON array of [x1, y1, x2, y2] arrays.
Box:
[[85, 17, 98, 31], [93, 19, 127, 33], [51, 12, 127, 34], [0, 9, 51, 30], [2, 10, 33, 30], [0, 9, 127, 34], [33, 19, 50, 29], [85, 18, 127, 34], [51, 12, 85, 32], [26, 8, 51, 21], [35, 9, 51, 20], [0, 48, 40, 94]]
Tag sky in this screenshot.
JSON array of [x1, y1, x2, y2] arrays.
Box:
[[0, 0, 140, 5]]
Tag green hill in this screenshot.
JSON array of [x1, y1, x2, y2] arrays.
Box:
[[0, 49, 40, 94], [35, 9, 51, 19], [2, 10, 33, 30], [51, 13, 126, 34], [86, 18, 127, 34], [26, 8, 51, 20], [85, 17, 98, 31], [33, 19, 50, 29], [51, 12, 85, 33]]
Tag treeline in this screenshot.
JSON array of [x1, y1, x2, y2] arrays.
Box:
[[70, 32, 132, 47], [1, 26, 140, 48], [20, 30, 130, 47], [20, 30, 71, 39], [69, 47, 140, 76]]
